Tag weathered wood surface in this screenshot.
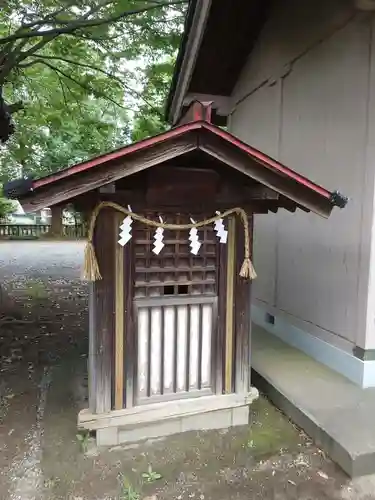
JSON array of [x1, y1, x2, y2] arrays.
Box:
[[91, 208, 115, 414], [199, 133, 330, 216], [224, 216, 236, 394], [21, 134, 198, 212], [124, 236, 135, 408], [114, 212, 124, 410], [78, 391, 257, 430], [215, 240, 226, 395], [234, 216, 252, 394]]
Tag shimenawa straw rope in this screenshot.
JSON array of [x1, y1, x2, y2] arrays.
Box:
[[82, 201, 257, 282]]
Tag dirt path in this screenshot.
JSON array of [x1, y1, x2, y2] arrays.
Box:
[[0, 241, 374, 499]]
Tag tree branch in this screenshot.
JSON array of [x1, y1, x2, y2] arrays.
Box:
[[19, 54, 165, 119], [30, 60, 126, 110], [19, 55, 125, 86], [0, 1, 188, 44]]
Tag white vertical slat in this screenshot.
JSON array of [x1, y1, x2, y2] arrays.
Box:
[[150, 307, 162, 395], [163, 306, 175, 393], [176, 305, 187, 392], [189, 305, 199, 390], [201, 304, 212, 387], [137, 308, 149, 397]]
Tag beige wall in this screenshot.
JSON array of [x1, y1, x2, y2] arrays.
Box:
[[230, 0, 375, 350]]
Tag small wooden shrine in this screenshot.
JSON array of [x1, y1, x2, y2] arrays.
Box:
[[5, 102, 347, 446]]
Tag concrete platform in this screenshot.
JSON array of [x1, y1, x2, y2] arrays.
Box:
[[251, 324, 375, 477]]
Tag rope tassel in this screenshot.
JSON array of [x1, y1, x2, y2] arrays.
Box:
[[240, 258, 257, 280], [82, 201, 257, 282], [82, 241, 102, 281]]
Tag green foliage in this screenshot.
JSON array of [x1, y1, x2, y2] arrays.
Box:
[[118, 474, 140, 500], [0, 187, 15, 219], [141, 464, 162, 483], [132, 58, 175, 142], [76, 431, 91, 453], [0, 0, 187, 180]]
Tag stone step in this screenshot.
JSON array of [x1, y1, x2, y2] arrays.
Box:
[[251, 324, 375, 477]]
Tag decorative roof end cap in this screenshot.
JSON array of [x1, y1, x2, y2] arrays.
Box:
[[330, 190, 348, 209], [4, 176, 34, 199]]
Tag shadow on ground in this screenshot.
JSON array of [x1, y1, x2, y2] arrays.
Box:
[[0, 242, 371, 499]]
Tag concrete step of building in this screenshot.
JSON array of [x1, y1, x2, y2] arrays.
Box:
[[251, 324, 375, 477]]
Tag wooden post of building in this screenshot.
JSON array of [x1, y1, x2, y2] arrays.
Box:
[[89, 208, 115, 414], [88, 282, 97, 413], [50, 205, 63, 237], [224, 216, 236, 393], [114, 212, 124, 410], [234, 216, 252, 394]]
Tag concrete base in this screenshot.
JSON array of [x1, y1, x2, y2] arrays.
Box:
[[252, 303, 375, 388], [78, 391, 259, 447], [252, 324, 375, 477]]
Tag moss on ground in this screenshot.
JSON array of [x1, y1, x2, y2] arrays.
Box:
[[247, 396, 302, 458]]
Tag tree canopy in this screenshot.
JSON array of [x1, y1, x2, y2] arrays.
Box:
[[0, 0, 186, 181]]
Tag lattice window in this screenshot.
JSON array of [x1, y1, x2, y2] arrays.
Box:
[[133, 213, 217, 298]]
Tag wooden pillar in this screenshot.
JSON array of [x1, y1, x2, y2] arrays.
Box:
[[224, 216, 236, 393], [88, 282, 97, 412], [114, 213, 124, 410], [234, 216, 252, 394], [124, 238, 134, 409], [89, 208, 115, 414], [50, 205, 63, 236], [216, 241, 227, 395]]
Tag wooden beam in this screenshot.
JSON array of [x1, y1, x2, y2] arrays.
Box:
[[78, 392, 256, 430], [92, 208, 115, 414], [199, 132, 333, 218], [234, 215, 252, 394], [99, 183, 116, 194], [124, 237, 135, 408], [114, 213, 124, 410], [224, 216, 236, 393], [88, 283, 97, 413], [215, 243, 227, 394]]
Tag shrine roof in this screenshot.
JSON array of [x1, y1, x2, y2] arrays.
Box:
[[4, 101, 347, 217]]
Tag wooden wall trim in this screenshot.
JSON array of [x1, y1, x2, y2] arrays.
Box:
[[124, 238, 135, 409], [216, 240, 226, 394], [92, 208, 115, 414], [88, 283, 97, 413], [224, 216, 236, 393], [234, 216, 252, 394], [114, 213, 124, 410]]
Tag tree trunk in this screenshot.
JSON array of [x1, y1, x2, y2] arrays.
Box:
[[50, 205, 63, 237]]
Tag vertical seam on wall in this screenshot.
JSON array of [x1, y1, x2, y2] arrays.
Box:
[[231, 12, 358, 112], [356, 16, 373, 348], [273, 78, 284, 308]]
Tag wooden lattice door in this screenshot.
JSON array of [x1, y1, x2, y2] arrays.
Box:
[[133, 213, 218, 404]]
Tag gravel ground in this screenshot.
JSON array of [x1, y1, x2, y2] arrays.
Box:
[[0, 241, 374, 500]]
